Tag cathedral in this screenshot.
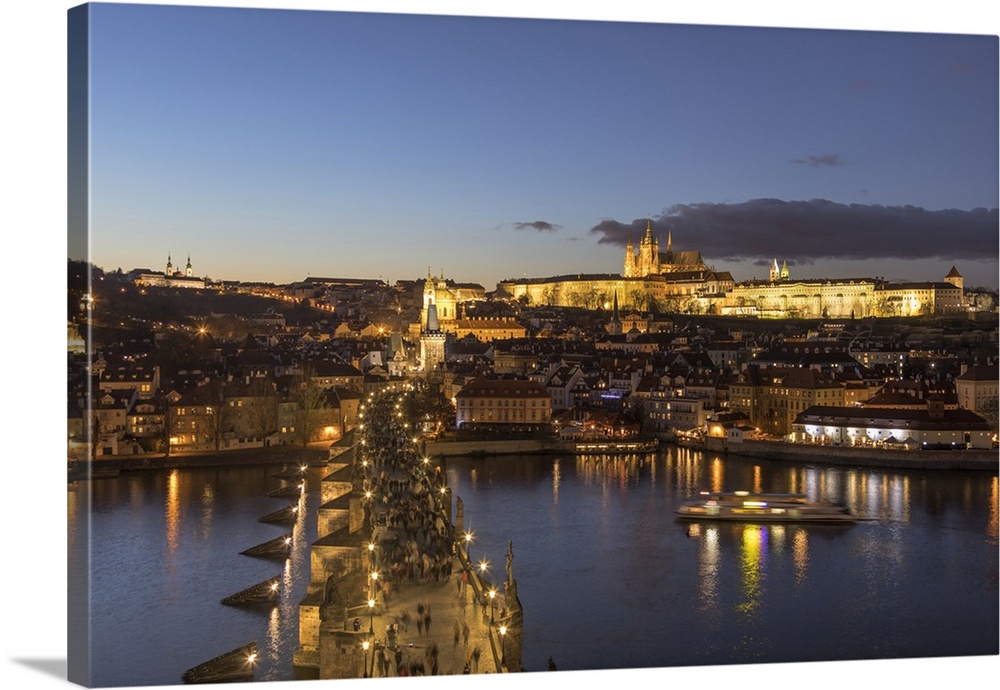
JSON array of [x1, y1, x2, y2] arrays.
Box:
[[623, 220, 708, 277]]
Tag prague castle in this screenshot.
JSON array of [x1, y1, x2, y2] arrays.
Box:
[[497, 224, 969, 318]]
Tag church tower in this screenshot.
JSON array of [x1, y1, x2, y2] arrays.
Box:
[[769, 258, 780, 282], [606, 291, 623, 336], [623, 237, 636, 278], [638, 219, 659, 277], [185, 255, 193, 277], [780, 259, 789, 281], [166, 254, 173, 275]]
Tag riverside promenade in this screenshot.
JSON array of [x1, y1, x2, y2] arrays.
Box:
[[294, 385, 523, 679]]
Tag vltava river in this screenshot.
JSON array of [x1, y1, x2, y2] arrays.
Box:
[[68, 448, 998, 686]]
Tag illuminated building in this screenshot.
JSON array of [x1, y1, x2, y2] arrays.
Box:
[[454, 376, 552, 428], [791, 401, 994, 449], [623, 220, 709, 277], [134, 254, 206, 289]]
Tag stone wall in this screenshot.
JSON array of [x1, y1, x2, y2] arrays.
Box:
[[718, 439, 997, 471]]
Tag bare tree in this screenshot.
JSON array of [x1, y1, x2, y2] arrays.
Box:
[[293, 366, 328, 447], [243, 376, 279, 443]]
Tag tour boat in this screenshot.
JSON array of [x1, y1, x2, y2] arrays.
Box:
[[675, 490, 856, 524]]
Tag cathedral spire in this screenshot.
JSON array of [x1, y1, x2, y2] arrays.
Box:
[[667, 228, 672, 254]]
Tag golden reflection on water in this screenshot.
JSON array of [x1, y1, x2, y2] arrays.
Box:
[[551, 459, 560, 506], [792, 530, 809, 586], [165, 469, 180, 555], [710, 457, 724, 493], [988, 476, 998, 545], [752, 465, 762, 494], [697, 525, 720, 613], [737, 525, 764, 617]]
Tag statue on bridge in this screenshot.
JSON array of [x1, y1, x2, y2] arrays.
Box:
[[505, 541, 517, 602]]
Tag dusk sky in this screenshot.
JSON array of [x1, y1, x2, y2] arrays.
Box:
[[78, 1, 998, 291]]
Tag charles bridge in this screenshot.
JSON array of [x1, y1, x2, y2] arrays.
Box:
[[292, 385, 523, 678]]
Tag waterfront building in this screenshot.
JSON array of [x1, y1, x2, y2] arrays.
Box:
[[791, 400, 994, 449], [454, 376, 552, 428], [644, 387, 712, 436], [729, 365, 846, 437]]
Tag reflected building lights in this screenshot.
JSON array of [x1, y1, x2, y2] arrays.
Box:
[[710, 457, 724, 494], [988, 476, 998, 544], [551, 459, 560, 505], [792, 530, 809, 586], [752, 465, 762, 494], [165, 469, 180, 555], [737, 525, 766, 617], [697, 525, 720, 614]]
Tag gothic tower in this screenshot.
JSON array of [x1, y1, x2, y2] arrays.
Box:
[[185, 255, 193, 277], [769, 258, 780, 282], [166, 254, 173, 275], [623, 237, 636, 278], [419, 297, 446, 375]]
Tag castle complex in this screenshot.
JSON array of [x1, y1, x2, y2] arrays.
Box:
[[497, 225, 969, 319]]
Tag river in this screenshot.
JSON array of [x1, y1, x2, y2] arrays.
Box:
[[67, 447, 998, 687]]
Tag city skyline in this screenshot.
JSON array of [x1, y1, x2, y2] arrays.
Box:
[[74, 1, 999, 291]]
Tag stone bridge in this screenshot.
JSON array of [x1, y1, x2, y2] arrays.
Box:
[[293, 385, 523, 679]]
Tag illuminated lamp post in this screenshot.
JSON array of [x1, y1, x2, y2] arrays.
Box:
[[463, 531, 474, 565], [499, 625, 507, 668], [488, 587, 497, 624], [367, 597, 376, 634], [361, 639, 370, 678]]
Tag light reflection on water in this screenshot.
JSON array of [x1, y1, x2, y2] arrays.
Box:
[[446, 447, 998, 672], [69, 449, 998, 686], [69, 464, 322, 688]]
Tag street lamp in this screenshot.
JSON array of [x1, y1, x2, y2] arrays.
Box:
[[499, 625, 507, 668], [488, 587, 497, 623], [368, 597, 376, 634], [361, 639, 370, 678], [463, 531, 473, 563]]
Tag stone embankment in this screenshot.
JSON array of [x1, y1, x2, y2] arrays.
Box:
[[77, 444, 329, 476], [714, 439, 998, 471], [428, 435, 996, 471]]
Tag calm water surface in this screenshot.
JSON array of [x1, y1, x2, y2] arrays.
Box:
[[68, 448, 999, 686]]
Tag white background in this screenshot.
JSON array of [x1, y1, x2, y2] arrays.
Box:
[[2, 1, 997, 689]]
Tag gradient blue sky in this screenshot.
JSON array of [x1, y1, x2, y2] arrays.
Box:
[[80, 1, 998, 290]]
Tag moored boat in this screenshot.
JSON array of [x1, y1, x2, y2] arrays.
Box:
[[675, 490, 856, 524]]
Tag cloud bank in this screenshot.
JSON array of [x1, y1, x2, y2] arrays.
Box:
[[509, 220, 562, 232], [590, 199, 998, 263]]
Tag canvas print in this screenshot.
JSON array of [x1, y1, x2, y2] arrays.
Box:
[[67, 2, 999, 688]]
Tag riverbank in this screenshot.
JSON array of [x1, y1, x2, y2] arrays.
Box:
[[74, 443, 330, 477], [425, 436, 997, 471], [715, 439, 998, 471]]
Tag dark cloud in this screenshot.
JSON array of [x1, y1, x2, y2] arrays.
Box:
[[589, 199, 998, 264], [510, 220, 562, 232], [792, 154, 846, 167]]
